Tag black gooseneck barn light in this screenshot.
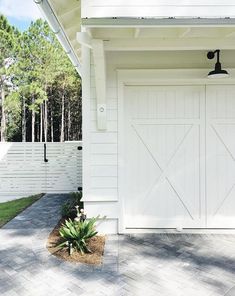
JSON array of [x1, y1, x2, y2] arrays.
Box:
[[207, 49, 229, 78]]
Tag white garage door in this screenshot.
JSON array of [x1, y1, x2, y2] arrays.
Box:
[[123, 85, 235, 229], [206, 86, 235, 228]]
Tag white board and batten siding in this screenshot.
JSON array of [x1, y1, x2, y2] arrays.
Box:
[[82, 0, 235, 18], [0, 142, 82, 202]]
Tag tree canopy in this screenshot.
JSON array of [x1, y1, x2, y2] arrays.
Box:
[[0, 16, 82, 142]]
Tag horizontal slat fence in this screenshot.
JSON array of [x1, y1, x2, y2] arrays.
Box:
[[0, 141, 82, 202]]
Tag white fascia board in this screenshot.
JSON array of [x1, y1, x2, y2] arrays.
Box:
[[82, 17, 235, 28], [34, 0, 82, 76]]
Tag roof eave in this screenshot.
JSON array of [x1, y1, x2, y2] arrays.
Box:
[[34, 0, 82, 76]]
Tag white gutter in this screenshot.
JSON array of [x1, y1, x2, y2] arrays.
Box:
[[34, 0, 82, 76]]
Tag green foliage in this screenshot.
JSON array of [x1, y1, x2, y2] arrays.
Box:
[[61, 202, 74, 219], [4, 91, 21, 140], [61, 191, 83, 219], [70, 191, 83, 207], [0, 15, 19, 68], [0, 16, 82, 142], [58, 218, 98, 254]]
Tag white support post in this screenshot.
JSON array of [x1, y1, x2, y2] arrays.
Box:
[[77, 32, 92, 48], [92, 39, 107, 130]]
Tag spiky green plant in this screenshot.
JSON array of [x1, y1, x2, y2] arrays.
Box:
[[58, 218, 98, 255]]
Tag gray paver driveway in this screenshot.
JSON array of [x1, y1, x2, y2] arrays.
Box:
[[1, 194, 235, 296]]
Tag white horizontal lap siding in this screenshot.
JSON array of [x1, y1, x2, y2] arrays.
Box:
[[85, 56, 118, 203], [0, 142, 82, 202], [82, 0, 235, 18]]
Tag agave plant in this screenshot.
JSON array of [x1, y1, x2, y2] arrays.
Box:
[[58, 217, 98, 255]]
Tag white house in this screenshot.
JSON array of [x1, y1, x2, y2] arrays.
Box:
[[35, 0, 235, 233]]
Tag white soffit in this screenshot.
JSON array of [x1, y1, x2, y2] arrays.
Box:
[[49, 0, 81, 69], [34, 0, 82, 75], [88, 27, 235, 39], [83, 26, 235, 51]]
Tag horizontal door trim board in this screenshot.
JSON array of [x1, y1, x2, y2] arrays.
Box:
[[117, 69, 235, 85]]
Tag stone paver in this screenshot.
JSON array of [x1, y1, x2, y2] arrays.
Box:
[[1, 194, 235, 295]]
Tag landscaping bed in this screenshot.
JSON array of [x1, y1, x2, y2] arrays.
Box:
[[47, 192, 106, 265], [47, 219, 105, 265]]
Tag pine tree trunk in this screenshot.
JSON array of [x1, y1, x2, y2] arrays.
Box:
[[60, 86, 65, 142], [40, 103, 43, 142], [68, 100, 71, 141], [31, 96, 35, 142], [36, 114, 39, 142], [22, 97, 26, 142], [50, 108, 54, 142], [44, 100, 48, 142], [0, 87, 6, 142]]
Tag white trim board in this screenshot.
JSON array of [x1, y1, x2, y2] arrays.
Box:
[[81, 45, 91, 202], [82, 18, 235, 28], [81, 1, 235, 19], [104, 38, 235, 51], [123, 228, 235, 234], [117, 69, 235, 85], [117, 68, 235, 233]]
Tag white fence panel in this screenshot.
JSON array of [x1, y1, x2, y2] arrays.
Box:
[[82, 0, 235, 18], [0, 141, 82, 202]]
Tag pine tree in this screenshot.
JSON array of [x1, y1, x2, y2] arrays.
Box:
[[1, 17, 82, 142], [0, 15, 19, 141]]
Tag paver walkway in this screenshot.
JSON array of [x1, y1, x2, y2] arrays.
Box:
[[1, 194, 235, 296]]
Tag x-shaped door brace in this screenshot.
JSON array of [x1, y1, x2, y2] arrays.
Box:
[[211, 125, 235, 216], [132, 123, 195, 220]]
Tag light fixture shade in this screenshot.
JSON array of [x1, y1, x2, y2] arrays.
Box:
[[207, 50, 229, 78], [207, 69, 229, 79]]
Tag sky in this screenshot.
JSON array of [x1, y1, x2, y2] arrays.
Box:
[[0, 0, 43, 31]]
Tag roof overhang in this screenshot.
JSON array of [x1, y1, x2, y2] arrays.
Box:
[[33, 1, 235, 75], [34, 0, 82, 76], [81, 20, 235, 51], [33, 0, 235, 131]]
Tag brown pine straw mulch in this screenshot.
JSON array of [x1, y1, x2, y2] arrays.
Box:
[[47, 219, 106, 265]]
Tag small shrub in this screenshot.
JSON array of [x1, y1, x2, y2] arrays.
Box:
[[61, 203, 74, 218], [61, 191, 83, 219], [58, 217, 98, 255], [71, 191, 83, 206]]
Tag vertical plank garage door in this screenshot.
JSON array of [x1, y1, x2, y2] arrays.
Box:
[[123, 84, 235, 229], [206, 85, 235, 228], [123, 85, 205, 229]]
